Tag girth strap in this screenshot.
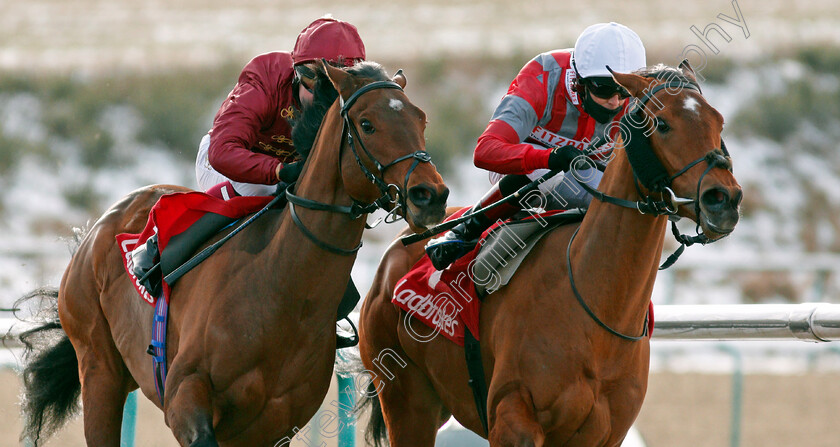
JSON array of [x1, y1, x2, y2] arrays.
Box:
[[463, 326, 489, 436], [148, 293, 170, 405]]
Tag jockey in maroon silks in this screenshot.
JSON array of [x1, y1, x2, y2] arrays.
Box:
[[425, 22, 648, 270], [195, 16, 366, 198], [132, 17, 367, 347]]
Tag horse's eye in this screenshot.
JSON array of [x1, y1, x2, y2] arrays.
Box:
[[656, 118, 670, 133], [360, 119, 375, 134]]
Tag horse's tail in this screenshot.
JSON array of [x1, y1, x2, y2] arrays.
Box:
[[15, 287, 81, 446], [357, 381, 389, 447]]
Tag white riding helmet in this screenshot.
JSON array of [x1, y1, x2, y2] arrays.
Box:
[[573, 22, 646, 78]]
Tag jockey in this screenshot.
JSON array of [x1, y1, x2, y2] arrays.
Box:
[[195, 16, 366, 198], [425, 22, 647, 270]]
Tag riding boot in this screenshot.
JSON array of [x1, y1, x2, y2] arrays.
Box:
[[131, 232, 161, 296], [425, 175, 531, 270], [131, 233, 159, 278]]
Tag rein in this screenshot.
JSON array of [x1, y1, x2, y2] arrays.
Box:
[[286, 79, 433, 255], [566, 226, 649, 341]]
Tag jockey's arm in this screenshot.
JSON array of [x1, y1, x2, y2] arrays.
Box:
[[208, 82, 282, 185], [473, 120, 551, 175], [474, 66, 554, 176]]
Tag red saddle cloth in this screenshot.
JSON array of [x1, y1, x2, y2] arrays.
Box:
[[116, 191, 273, 306], [393, 208, 478, 346], [392, 208, 654, 346]]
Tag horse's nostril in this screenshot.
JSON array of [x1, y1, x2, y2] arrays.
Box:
[[408, 185, 434, 207], [701, 188, 730, 210]]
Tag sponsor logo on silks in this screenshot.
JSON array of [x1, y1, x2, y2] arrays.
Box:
[[529, 126, 616, 156], [393, 279, 460, 338], [566, 68, 580, 105]]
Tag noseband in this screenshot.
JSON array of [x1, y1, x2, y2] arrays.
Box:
[[285, 79, 433, 255]]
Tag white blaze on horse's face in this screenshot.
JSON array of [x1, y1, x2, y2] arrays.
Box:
[[683, 96, 700, 115], [389, 98, 404, 111]]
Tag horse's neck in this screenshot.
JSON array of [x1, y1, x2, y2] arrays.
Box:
[[265, 111, 365, 308], [572, 148, 668, 323]]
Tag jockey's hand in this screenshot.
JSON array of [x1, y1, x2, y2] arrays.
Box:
[[278, 161, 304, 183], [548, 145, 580, 172]]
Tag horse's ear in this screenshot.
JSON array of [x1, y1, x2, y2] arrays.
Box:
[[322, 59, 352, 97], [679, 59, 698, 83], [607, 66, 656, 99], [392, 69, 407, 88]]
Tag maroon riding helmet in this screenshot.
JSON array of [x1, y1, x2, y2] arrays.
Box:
[[292, 17, 366, 67]]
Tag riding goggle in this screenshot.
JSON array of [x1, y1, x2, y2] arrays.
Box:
[[584, 78, 630, 100], [294, 65, 317, 93], [294, 64, 317, 81]]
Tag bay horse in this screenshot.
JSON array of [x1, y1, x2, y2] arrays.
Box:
[[18, 61, 448, 446], [358, 62, 742, 446]]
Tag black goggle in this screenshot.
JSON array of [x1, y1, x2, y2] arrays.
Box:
[[585, 78, 630, 100], [294, 64, 318, 81], [294, 65, 317, 94]]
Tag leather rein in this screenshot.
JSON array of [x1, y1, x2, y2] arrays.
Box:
[[285, 80, 433, 255]]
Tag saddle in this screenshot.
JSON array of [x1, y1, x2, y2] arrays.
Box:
[[472, 209, 585, 297], [392, 208, 586, 346]]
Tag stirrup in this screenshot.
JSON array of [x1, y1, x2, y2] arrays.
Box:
[[336, 317, 359, 349]]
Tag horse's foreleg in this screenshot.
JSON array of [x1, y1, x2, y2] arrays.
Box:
[[165, 373, 218, 447], [488, 389, 545, 447]]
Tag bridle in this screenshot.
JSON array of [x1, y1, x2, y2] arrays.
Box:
[[573, 79, 733, 267], [285, 79, 433, 255], [567, 78, 734, 341]]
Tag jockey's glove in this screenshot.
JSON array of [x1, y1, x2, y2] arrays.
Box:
[[278, 161, 304, 183], [547, 145, 580, 172]]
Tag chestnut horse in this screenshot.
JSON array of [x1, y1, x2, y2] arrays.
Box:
[[358, 62, 742, 446], [18, 61, 448, 446]]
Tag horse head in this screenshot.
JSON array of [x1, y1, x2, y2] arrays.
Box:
[[317, 61, 449, 232], [610, 61, 742, 240]]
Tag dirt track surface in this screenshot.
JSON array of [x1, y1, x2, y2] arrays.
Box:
[[636, 372, 840, 447], [2, 368, 838, 446]]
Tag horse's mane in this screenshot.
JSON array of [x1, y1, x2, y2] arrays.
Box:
[[290, 61, 390, 159], [633, 63, 700, 90]]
